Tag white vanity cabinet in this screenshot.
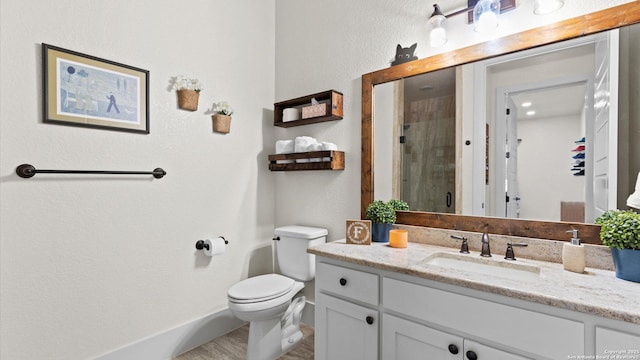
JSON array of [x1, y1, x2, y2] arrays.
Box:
[[314, 256, 640, 360], [383, 277, 583, 360], [315, 262, 379, 360], [384, 313, 531, 359]]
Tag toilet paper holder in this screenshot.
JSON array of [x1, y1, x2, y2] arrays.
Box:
[[195, 237, 228, 251]]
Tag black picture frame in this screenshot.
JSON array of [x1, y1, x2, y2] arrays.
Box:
[[42, 44, 150, 134]]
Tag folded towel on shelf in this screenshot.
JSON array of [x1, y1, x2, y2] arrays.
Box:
[[294, 136, 318, 163], [321, 142, 338, 161], [275, 140, 295, 164], [309, 142, 324, 162]]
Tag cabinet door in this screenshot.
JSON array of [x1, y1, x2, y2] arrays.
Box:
[[596, 327, 640, 356], [382, 314, 463, 360], [464, 339, 532, 360], [315, 293, 378, 360]]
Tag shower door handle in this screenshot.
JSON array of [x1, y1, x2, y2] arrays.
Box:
[[446, 192, 452, 208]]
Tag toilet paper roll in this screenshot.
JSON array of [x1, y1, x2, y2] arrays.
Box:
[[203, 237, 226, 256], [283, 108, 301, 122]]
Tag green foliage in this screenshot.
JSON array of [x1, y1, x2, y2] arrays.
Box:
[[595, 210, 640, 250], [366, 200, 397, 224], [388, 199, 410, 211]]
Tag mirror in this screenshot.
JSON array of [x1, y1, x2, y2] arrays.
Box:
[[362, 4, 640, 243]]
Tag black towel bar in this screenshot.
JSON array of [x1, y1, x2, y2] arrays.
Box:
[[15, 164, 166, 179]]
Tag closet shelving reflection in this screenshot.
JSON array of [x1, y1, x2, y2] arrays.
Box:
[[571, 137, 585, 176]]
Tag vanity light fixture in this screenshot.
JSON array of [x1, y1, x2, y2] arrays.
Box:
[[473, 0, 501, 32], [430, 0, 515, 45], [533, 0, 564, 15], [428, 4, 448, 47]]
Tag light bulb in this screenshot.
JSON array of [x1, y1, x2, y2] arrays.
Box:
[[534, 0, 564, 15], [473, 0, 500, 33], [430, 27, 447, 47], [428, 4, 447, 47]]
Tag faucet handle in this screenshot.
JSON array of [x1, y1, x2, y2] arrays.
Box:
[[504, 242, 528, 261], [450, 235, 470, 254]]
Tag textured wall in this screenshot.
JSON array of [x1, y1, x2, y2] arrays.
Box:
[[0, 1, 275, 359]]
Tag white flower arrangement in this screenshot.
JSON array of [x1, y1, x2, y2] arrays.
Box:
[[213, 101, 234, 116], [171, 75, 203, 93]]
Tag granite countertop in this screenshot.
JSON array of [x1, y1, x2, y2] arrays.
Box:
[[308, 240, 640, 324]]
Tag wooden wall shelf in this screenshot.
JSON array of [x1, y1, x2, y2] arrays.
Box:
[[274, 90, 343, 128], [268, 151, 345, 171]]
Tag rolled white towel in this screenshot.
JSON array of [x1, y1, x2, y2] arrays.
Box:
[[321, 142, 338, 161], [275, 140, 294, 164], [294, 136, 318, 163]]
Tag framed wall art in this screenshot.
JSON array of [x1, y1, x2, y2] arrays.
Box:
[[42, 44, 150, 134]]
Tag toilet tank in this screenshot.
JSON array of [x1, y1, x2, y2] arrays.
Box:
[[274, 225, 328, 281]]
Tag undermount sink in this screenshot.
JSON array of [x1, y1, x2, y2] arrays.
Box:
[[421, 252, 541, 281]]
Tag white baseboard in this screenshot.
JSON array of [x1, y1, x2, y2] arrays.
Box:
[[94, 308, 244, 360], [94, 302, 315, 360]]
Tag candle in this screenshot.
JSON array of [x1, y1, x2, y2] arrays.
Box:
[[389, 229, 408, 248]]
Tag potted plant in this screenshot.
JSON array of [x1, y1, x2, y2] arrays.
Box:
[[366, 200, 395, 243], [171, 75, 203, 111], [211, 101, 234, 134], [595, 209, 640, 282]]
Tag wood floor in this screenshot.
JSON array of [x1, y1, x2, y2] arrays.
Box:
[[174, 324, 314, 360]]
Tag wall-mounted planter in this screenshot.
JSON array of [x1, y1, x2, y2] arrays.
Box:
[[212, 114, 232, 134], [177, 89, 200, 111]]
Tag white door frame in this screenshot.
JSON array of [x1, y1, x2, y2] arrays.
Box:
[[495, 76, 593, 218]]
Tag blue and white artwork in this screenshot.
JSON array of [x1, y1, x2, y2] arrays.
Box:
[[56, 58, 141, 124]]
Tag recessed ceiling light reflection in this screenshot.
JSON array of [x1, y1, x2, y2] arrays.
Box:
[[526, 110, 536, 116], [522, 102, 532, 107]]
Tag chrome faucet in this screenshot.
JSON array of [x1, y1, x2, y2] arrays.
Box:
[[480, 233, 492, 257]]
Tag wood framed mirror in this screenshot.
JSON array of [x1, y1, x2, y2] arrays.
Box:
[[361, 3, 640, 244]]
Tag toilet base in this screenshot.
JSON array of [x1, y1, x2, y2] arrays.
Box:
[[245, 296, 306, 360]]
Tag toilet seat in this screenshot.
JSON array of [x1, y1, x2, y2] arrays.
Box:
[[228, 274, 296, 304]]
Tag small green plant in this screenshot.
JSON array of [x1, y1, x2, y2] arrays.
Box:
[[366, 200, 396, 224], [388, 199, 410, 211], [595, 209, 640, 250]]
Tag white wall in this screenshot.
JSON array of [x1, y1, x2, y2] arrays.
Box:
[[0, 1, 275, 359], [1, 0, 634, 359], [518, 115, 585, 221]]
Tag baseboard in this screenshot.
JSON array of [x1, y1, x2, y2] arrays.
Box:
[[94, 308, 245, 360], [95, 301, 316, 360]]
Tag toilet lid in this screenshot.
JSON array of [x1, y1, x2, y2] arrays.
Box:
[[228, 274, 295, 302]]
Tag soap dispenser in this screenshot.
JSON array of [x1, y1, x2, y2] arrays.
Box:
[[562, 229, 585, 273]]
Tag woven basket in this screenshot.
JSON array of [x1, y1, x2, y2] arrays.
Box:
[[177, 89, 199, 111], [212, 114, 232, 134]]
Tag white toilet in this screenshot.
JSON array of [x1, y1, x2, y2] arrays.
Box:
[[227, 225, 327, 360]]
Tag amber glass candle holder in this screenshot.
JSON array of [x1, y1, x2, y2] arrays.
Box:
[[389, 229, 408, 248]]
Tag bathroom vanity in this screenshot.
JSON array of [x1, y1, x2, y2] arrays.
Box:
[[309, 240, 640, 360]]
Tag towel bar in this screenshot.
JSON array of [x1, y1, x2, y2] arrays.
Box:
[[15, 163, 166, 179]]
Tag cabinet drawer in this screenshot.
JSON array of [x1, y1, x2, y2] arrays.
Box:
[[316, 262, 379, 305], [384, 277, 583, 360]]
